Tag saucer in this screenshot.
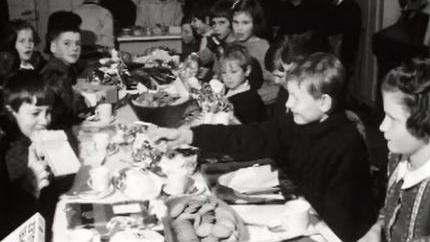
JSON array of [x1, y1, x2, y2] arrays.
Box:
[[77, 185, 115, 200]]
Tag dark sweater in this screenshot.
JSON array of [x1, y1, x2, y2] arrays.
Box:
[[192, 111, 377, 241], [228, 89, 267, 124], [40, 56, 88, 130]]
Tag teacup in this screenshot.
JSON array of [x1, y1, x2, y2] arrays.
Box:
[[281, 199, 311, 236], [164, 168, 189, 195], [96, 103, 113, 123], [122, 169, 162, 200], [93, 133, 110, 152], [87, 166, 111, 192], [67, 228, 94, 242]]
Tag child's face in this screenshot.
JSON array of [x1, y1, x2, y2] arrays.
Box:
[[182, 23, 195, 44], [191, 17, 207, 35], [379, 91, 426, 155], [15, 29, 34, 62], [232, 12, 254, 42], [221, 60, 249, 90], [285, 81, 326, 124], [211, 17, 232, 40], [50, 31, 81, 65], [11, 99, 51, 138]]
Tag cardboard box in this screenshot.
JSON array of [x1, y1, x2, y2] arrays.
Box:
[[75, 82, 118, 107], [3, 213, 45, 242], [32, 130, 81, 177]]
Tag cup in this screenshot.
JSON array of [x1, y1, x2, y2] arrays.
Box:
[[96, 103, 113, 123], [67, 228, 94, 242], [87, 166, 110, 192], [93, 133, 110, 152], [281, 199, 311, 236], [164, 168, 189, 195]]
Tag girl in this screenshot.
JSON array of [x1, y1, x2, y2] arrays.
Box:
[[220, 44, 267, 123], [1, 19, 45, 71], [231, 0, 270, 81], [359, 59, 430, 241]]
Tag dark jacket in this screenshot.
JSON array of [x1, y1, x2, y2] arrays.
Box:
[[191, 111, 377, 241], [228, 89, 267, 124], [40, 56, 88, 129]]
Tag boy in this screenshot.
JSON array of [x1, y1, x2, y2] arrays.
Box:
[[0, 70, 55, 235], [40, 11, 88, 130], [152, 53, 377, 241]]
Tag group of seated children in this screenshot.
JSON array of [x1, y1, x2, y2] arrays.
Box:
[[3, 2, 430, 242], [0, 11, 87, 239]]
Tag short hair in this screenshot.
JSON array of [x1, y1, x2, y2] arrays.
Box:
[[188, 0, 213, 22], [220, 44, 252, 70], [3, 70, 54, 112], [231, 0, 267, 38], [265, 31, 332, 72], [284, 52, 345, 112], [381, 59, 430, 141], [210, 0, 234, 21], [44, 11, 82, 54], [1, 19, 40, 52]]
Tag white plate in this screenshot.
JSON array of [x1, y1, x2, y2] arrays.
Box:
[[77, 184, 115, 200]]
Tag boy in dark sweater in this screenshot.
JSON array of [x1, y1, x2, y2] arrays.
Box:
[[40, 11, 88, 130], [151, 52, 377, 241]]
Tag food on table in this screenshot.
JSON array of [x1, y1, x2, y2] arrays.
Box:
[[132, 90, 180, 108], [113, 167, 163, 200], [132, 47, 179, 69], [166, 196, 247, 242]]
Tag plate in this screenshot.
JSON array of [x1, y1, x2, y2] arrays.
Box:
[[77, 184, 115, 200], [162, 177, 206, 196], [82, 117, 116, 128]]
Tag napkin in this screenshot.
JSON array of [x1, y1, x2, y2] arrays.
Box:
[[218, 165, 279, 193]]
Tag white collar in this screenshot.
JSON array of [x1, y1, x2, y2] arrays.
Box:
[[225, 81, 250, 98], [395, 158, 430, 189], [20, 62, 34, 70]]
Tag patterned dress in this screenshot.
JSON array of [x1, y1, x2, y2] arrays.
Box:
[[382, 154, 430, 242]]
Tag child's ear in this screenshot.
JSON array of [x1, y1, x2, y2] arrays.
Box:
[[245, 65, 252, 77], [320, 94, 333, 113], [50, 41, 57, 54]]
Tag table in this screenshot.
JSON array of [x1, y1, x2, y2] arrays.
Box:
[[52, 105, 341, 242], [117, 35, 182, 55]]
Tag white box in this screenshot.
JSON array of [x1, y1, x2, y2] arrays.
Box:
[[3, 213, 45, 242]]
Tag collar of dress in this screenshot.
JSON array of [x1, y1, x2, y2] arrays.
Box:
[[225, 80, 250, 98], [396, 159, 430, 189]]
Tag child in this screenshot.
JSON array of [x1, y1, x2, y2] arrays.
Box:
[[1, 20, 45, 71], [181, 15, 199, 60], [358, 60, 430, 241], [231, 0, 270, 81], [41, 11, 88, 130], [152, 53, 377, 241], [264, 31, 332, 113], [219, 44, 267, 123], [0, 70, 55, 234]]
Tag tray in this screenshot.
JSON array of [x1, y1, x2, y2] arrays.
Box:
[[163, 195, 249, 242]]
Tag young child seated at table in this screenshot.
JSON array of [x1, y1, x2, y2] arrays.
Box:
[[219, 44, 267, 123], [41, 11, 89, 130], [0, 70, 56, 234], [151, 52, 377, 241], [358, 60, 430, 242], [0, 20, 45, 71]]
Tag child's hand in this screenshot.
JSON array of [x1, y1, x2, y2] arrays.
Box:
[[27, 144, 51, 197], [257, 83, 280, 105], [148, 127, 193, 149]]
